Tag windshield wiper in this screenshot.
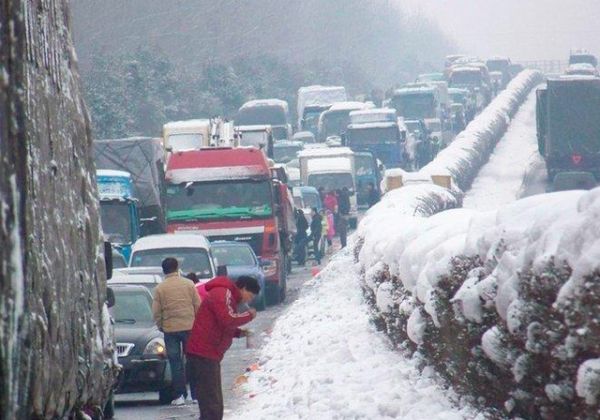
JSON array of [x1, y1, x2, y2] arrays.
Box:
[[115, 319, 136, 324]]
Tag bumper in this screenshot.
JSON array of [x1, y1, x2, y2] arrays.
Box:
[[115, 355, 171, 394]]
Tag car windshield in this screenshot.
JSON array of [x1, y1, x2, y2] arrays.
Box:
[[112, 252, 128, 268], [212, 245, 256, 267], [131, 247, 213, 278], [320, 111, 351, 139], [355, 155, 375, 176], [274, 145, 302, 163], [100, 201, 132, 244], [110, 289, 153, 324], [302, 192, 321, 209], [166, 180, 273, 221], [168, 133, 204, 150], [450, 71, 482, 86], [392, 94, 436, 119], [308, 173, 354, 191]]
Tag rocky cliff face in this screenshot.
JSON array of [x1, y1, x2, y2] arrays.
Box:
[[0, 1, 117, 418]]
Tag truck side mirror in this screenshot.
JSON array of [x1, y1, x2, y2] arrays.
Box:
[[104, 241, 113, 280], [106, 287, 116, 309]]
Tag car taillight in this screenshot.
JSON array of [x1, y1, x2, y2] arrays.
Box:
[[572, 154, 583, 165], [262, 259, 278, 277]]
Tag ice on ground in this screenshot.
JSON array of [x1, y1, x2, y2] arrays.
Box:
[[232, 251, 479, 419], [463, 88, 541, 211]]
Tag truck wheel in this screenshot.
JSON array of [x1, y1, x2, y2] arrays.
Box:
[[159, 386, 173, 405]]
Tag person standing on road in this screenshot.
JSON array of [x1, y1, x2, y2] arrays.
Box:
[[186, 276, 259, 420], [323, 190, 338, 214], [294, 209, 309, 265], [367, 182, 380, 208], [337, 187, 351, 216], [336, 214, 348, 249], [310, 207, 323, 264], [152, 258, 201, 406]]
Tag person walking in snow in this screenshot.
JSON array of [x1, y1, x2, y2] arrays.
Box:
[[294, 208, 309, 265], [152, 258, 201, 406], [323, 190, 338, 214], [310, 207, 323, 264], [186, 276, 259, 420]]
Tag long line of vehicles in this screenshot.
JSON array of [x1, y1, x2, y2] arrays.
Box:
[[93, 52, 522, 409]]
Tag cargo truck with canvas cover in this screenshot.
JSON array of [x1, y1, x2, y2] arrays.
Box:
[[344, 108, 407, 169], [236, 99, 292, 141], [94, 137, 166, 235], [165, 147, 292, 304], [298, 147, 359, 227], [96, 170, 140, 261], [536, 76, 600, 190], [297, 85, 347, 136]]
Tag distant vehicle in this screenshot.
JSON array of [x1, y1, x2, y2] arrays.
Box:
[[345, 108, 407, 169], [273, 140, 304, 164], [110, 284, 172, 404], [165, 147, 295, 304], [565, 63, 599, 77], [129, 234, 216, 281], [448, 66, 488, 110], [97, 170, 140, 262], [236, 99, 292, 140], [111, 266, 164, 291], [354, 151, 382, 207], [445, 54, 467, 69], [235, 125, 274, 158], [292, 186, 323, 217], [298, 147, 358, 227], [486, 56, 512, 89], [391, 85, 441, 121], [507, 63, 525, 78], [94, 137, 166, 236], [449, 103, 467, 133], [317, 101, 371, 142], [297, 85, 347, 135], [210, 241, 267, 310], [569, 50, 598, 68], [416, 73, 445, 83], [163, 119, 211, 152], [536, 77, 600, 190], [292, 131, 316, 144], [449, 87, 476, 121]]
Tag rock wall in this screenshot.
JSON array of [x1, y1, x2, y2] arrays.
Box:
[[0, 1, 117, 418]]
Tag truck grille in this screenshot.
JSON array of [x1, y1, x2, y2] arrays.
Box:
[[210, 233, 264, 257], [116, 343, 135, 357]]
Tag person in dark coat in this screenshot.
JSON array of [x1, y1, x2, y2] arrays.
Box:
[[337, 187, 351, 216], [336, 215, 348, 248], [310, 207, 323, 264], [294, 209, 309, 265], [367, 182, 380, 208]]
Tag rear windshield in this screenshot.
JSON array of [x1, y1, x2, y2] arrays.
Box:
[[131, 247, 213, 278], [110, 290, 153, 323], [212, 245, 256, 267]]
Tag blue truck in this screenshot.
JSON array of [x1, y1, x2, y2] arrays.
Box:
[[97, 169, 140, 261]]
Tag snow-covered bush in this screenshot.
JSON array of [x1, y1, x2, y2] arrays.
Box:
[[355, 187, 600, 417], [419, 70, 544, 191]]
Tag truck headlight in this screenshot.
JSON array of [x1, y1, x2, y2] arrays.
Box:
[[144, 337, 166, 357]]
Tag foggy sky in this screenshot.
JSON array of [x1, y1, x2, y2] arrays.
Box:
[[400, 0, 600, 61]]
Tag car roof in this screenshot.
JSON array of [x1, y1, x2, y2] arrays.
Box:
[[109, 274, 163, 284], [131, 234, 211, 252], [115, 266, 164, 276], [109, 283, 152, 293]]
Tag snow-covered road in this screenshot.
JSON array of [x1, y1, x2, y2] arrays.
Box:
[[232, 250, 479, 419], [463, 89, 541, 210]]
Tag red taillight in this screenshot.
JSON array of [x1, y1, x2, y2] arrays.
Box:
[[572, 154, 583, 165]]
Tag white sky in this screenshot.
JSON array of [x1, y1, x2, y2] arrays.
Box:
[[399, 0, 600, 61]]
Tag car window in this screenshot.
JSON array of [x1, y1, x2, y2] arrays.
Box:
[[131, 247, 213, 279], [212, 246, 256, 267], [110, 290, 153, 323]]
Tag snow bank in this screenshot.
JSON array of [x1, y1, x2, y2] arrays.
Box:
[[355, 186, 600, 417], [232, 252, 480, 419], [419, 70, 544, 191]]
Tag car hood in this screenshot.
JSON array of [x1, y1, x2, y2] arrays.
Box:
[[113, 321, 161, 354]]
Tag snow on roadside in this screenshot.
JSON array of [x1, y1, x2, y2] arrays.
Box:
[[231, 250, 480, 419], [463, 88, 540, 210]]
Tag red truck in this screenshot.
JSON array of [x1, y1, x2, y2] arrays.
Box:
[[165, 147, 295, 304]]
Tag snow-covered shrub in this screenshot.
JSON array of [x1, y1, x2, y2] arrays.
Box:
[[355, 183, 600, 417], [419, 70, 544, 191]]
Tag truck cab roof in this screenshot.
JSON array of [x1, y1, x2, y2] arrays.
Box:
[[132, 233, 212, 253]]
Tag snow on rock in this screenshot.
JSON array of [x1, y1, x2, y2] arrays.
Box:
[[355, 185, 600, 417], [232, 251, 480, 419], [419, 70, 544, 191]]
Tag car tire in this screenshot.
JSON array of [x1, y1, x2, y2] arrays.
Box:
[[265, 283, 281, 306], [159, 386, 173, 405]]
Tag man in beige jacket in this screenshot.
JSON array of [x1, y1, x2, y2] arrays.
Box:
[[152, 257, 201, 405]]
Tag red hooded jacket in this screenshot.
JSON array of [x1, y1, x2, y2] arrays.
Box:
[[186, 277, 254, 361]]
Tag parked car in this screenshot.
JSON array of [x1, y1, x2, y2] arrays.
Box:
[[129, 234, 215, 281], [109, 284, 173, 404], [210, 241, 267, 310], [110, 267, 164, 291]]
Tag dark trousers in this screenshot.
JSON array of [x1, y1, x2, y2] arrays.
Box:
[[187, 355, 223, 420], [164, 330, 190, 398], [312, 234, 321, 263]]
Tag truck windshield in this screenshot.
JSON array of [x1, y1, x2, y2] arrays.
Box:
[[308, 173, 354, 191], [392, 95, 436, 119], [168, 133, 204, 150], [236, 106, 287, 126], [100, 201, 132, 244], [450, 71, 482, 86], [486, 60, 509, 73], [271, 126, 288, 141], [131, 247, 213, 278], [240, 131, 269, 149], [355, 155, 375, 176], [320, 111, 352, 140], [166, 180, 273, 221], [347, 127, 399, 146], [274, 145, 302, 163]]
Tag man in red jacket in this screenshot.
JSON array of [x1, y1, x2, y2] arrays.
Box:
[[186, 275, 259, 420]]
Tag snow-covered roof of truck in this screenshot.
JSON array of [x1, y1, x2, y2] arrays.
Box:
[[450, 66, 483, 73], [235, 124, 272, 132], [327, 101, 371, 112], [298, 147, 354, 158], [307, 157, 352, 173], [297, 86, 347, 110], [240, 98, 289, 111], [394, 85, 437, 95], [163, 119, 211, 131], [132, 233, 211, 252], [349, 108, 398, 125]]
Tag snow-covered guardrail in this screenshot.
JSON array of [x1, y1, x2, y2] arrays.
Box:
[[354, 71, 600, 417], [419, 69, 544, 191]]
